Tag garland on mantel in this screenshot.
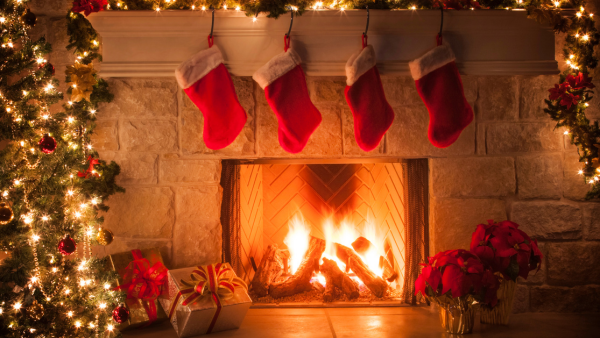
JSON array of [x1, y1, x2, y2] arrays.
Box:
[[68, 0, 600, 200]]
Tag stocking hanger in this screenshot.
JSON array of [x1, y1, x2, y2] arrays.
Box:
[[286, 9, 294, 39], [284, 8, 294, 51], [362, 6, 370, 48], [437, 6, 444, 45], [208, 5, 215, 47]]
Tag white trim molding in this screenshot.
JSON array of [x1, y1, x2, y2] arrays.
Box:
[[88, 10, 558, 77]]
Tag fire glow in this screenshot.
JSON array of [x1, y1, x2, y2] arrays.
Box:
[[283, 212, 387, 287]]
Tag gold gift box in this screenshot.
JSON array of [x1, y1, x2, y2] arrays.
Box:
[[106, 248, 168, 330], [159, 264, 252, 337]]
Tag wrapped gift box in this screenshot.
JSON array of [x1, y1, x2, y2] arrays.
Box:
[[107, 248, 168, 330], [159, 263, 251, 337]]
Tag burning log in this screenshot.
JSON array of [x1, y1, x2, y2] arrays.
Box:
[[335, 243, 388, 298], [250, 244, 289, 297], [352, 236, 399, 283], [269, 237, 326, 298], [380, 256, 399, 283], [320, 258, 359, 302]]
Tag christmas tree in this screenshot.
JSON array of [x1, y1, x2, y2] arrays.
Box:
[[0, 1, 125, 336]]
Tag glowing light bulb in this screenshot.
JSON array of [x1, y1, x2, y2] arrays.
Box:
[[108, 324, 115, 332], [45, 83, 54, 92], [104, 283, 111, 289], [90, 109, 96, 114], [65, 289, 71, 295], [192, 5, 195, 9], [99, 302, 107, 309], [14, 179, 20, 186], [30, 276, 38, 283], [341, 6, 345, 11], [91, 198, 99, 205], [202, 6, 206, 10], [23, 215, 33, 224], [236, 6, 240, 11], [590, 14, 594, 17], [13, 302, 22, 310], [67, 190, 74, 196], [585, 103, 590, 107], [32, 234, 40, 242], [80, 203, 87, 209], [89, 322, 95, 328], [23, 90, 28, 96], [75, 321, 81, 328], [72, 84, 77, 88], [68, 101, 73, 106], [42, 216, 49, 222], [52, 267, 58, 273], [93, 40, 99, 46], [253, 17, 257, 22], [42, 114, 49, 120], [570, 54, 575, 59], [583, 34, 590, 41], [577, 12, 582, 18], [411, 5, 416, 10], [2, 191, 8, 197], [564, 130, 570, 135], [74, 211, 82, 218], [67, 116, 75, 123], [581, 6, 585, 11], [155, 7, 161, 12], [223, 4, 227, 10], [0, 17, 5, 23], [553, 1, 559, 7]]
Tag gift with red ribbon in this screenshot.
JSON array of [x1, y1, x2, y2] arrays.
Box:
[[107, 248, 169, 330], [159, 263, 252, 337]]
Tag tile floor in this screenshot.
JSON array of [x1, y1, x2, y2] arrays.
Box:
[[122, 306, 599, 338]]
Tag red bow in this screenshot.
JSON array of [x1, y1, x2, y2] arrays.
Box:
[[114, 250, 168, 324], [77, 156, 100, 178]]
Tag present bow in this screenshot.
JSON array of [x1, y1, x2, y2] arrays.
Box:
[[169, 263, 247, 334], [115, 249, 168, 325]]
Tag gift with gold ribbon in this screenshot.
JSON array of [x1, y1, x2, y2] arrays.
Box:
[[107, 248, 169, 330], [159, 263, 252, 337]]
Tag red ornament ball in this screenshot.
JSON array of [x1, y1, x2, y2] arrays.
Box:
[[58, 235, 76, 255], [112, 304, 129, 324], [38, 134, 57, 154]]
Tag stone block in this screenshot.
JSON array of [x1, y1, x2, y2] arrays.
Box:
[[102, 187, 174, 238], [563, 154, 590, 201], [381, 76, 423, 107], [341, 107, 384, 155], [94, 238, 173, 268], [516, 154, 562, 199], [309, 77, 346, 105], [121, 120, 178, 152], [530, 285, 600, 312], [519, 75, 556, 120], [386, 104, 475, 157], [431, 157, 515, 198], [511, 201, 582, 240], [232, 76, 256, 113], [431, 198, 506, 254], [172, 185, 223, 268], [512, 285, 530, 314], [477, 76, 518, 121], [100, 152, 157, 185], [546, 242, 600, 286], [584, 204, 600, 240], [30, 0, 71, 17], [160, 158, 221, 183], [486, 123, 563, 154], [91, 120, 119, 151], [476, 123, 486, 155], [257, 103, 342, 158], [98, 78, 178, 118], [181, 93, 255, 156]]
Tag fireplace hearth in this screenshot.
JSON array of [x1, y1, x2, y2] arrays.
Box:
[[220, 159, 429, 306]]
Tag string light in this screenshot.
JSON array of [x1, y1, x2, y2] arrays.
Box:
[[583, 34, 590, 41], [13, 302, 22, 310], [107, 324, 115, 332], [75, 321, 81, 328], [411, 5, 416, 10], [553, 1, 560, 7], [202, 6, 206, 10]]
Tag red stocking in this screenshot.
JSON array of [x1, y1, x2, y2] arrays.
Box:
[[253, 36, 322, 154], [175, 39, 247, 150], [409, 38, 473, 148], [344, 38, 395, 151]]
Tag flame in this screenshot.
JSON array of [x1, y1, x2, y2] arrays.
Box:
[[283, 213, 311, 274]]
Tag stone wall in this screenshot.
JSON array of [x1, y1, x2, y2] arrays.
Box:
[[31, 0, 600, 312]]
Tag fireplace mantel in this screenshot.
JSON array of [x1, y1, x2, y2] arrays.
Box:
[[88, 10, 558, 77]]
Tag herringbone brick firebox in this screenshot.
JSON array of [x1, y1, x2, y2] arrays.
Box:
[[220, 160, 428, 304]]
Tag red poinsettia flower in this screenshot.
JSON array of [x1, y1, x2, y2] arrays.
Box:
[[470, 220, 543, 281], [548, 82, 569, 101], [566, 72, 595, 90], [433, 0, 481, 10], [72, 0, 108, 16], [416, 249, 499, 306], [560, 93, 580, 108]]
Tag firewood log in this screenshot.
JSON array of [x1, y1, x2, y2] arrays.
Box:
[[335, 243, 388, 298], [380, 255, 399, 282], [321, 258, 359, 302], [250, 244, 287, 297], [351, 237, 372, 255], [269, 237, 326, 298], [324, 282, 337, 302]]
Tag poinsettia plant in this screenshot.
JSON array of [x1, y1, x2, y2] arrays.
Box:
[[71, 0, 108, 16], [470, 220, 543, 282], [415, 249, 500, 307]]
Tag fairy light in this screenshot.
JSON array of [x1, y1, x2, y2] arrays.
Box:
[[202, 6, 206, 10], [236, 6, 240, 11], [91, 198, 99, 205], [107, 324, 115, 332], [99, 302, 107, 309], [104, 283, 111, 290], [2, 191, 7, 197], [553, 1, 560, 7], [223, 4, 227, 10], [564, 130, 570, 135], [68, 101, 73, 106], [22, 90, 28, 96], [192, 5, 195, 9], [0, 17, 5, 23], [585, 103, 590, 107], [93, 40, 98, 46], [31, 234, 40, 242], [14, 179, 20, 186], [67, 116, 75, 123], [67, 311, 74, 317], [64, 289, 71, 295], [89, 322, 95, 329], [411, 5, 416, 10], [155, 7, 160, 12], [67, 190, 74, 196], [31, 276, 38, 283], [42, 114, 49, 120], [80, 203, 87, 209], [577, 12, 582, 18], [74, 211, 82, 218], [583, 34, 590, 41], [253, 17, 257, 22], [570, 54, 575, 59], [13, 302, 22, 310], [75, 321, 81, 328], [23, 215, 33, 224], [52, 267, 58, 273]]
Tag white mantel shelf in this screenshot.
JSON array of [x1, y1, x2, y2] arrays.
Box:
[[88, 10, 558, 77]]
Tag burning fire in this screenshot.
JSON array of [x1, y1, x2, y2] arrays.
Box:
[[283, 212, 387, 286]]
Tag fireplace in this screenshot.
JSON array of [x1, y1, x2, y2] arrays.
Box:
[[219, 159, 429, 306]]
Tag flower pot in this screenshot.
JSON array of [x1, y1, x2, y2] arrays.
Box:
[[438, 304, 477, 334], [480, 278, 517, 325]]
